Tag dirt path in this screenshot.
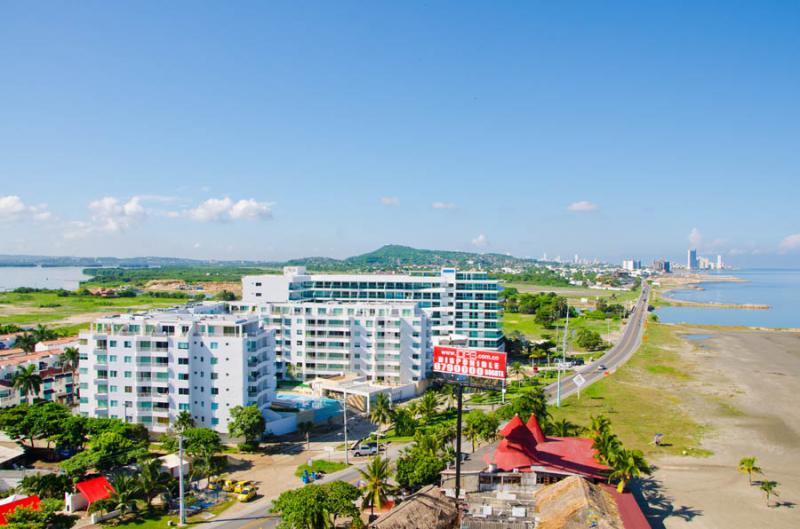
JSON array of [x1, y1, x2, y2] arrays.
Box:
[[642, 329, 800, 529]]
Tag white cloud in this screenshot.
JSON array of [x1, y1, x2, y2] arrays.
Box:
[[193, 242, 202, 249], [380, 196, 399, 206], [688, 227, 703, 247], [187, 197, 273, 222], [567, 200, 598, 212], [87, 196, 147, 233], [0, 195, 51, 222], [472, 234, 489, 248], [432, 201, 456, 210], [779, 233, 800, 253]]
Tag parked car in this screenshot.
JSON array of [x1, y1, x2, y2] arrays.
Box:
[[597, 364, 607, 371], [237, 487, 256, 502], [222, 479, 237, 492], [351, 444, 379, 457], [234, 480, 254, 493]]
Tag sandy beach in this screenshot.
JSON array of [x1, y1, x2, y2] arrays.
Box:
[[641, 329, 800, 529]]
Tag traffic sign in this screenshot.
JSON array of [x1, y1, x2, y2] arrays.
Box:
[[573, 374, 586, 387]]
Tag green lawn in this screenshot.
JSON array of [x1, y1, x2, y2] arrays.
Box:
[[505, 283, 641, 304], [548, 322, 711, 458], [103, 499, 235, 528], [0, 291, 189, 328], [502, 312, 621, 350], [294, 459, 350, 477]]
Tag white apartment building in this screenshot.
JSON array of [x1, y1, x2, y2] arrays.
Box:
[[230, 301, 431, 385], [0, 348, 75, 407], [241, 267, 503, 350], [78, 306, 276, 434]]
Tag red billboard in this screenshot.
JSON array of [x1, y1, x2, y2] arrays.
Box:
[[433, 346, 507, 380]]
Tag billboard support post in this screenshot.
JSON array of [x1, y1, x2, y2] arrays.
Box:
[[455, 384, 463, 501]]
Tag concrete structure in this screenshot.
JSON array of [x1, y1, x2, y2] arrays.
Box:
[[687, 248, 698, 270], [35, 336, 79, 352], [230, 300, 432, 385], [621, 259, 642, 272], [237, 267, 502, 384], [241, 267, 502, 350], [78, 306, 276, 434]]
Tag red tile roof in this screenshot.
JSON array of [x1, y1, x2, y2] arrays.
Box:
[[488, 414, 608, 480], [0, 495, 40, 524]]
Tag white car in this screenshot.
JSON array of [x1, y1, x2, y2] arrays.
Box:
[[351, 444, 379, 457]]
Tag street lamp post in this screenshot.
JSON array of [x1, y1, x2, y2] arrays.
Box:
[[178, 434, 186, 527], [343, 390, 349, 465]]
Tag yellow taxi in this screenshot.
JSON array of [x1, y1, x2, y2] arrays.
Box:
[[237, 486, 256, 502], [222, 479, 237, 492], [233, 480, 253, 493]]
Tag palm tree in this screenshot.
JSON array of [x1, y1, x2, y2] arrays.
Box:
[[89, 473, 141, 520], [284, 362, 295, 380], [15, 333, 37, 353], [737, 456, 762, 486], [464, 419, 482, 453], [592, 430, 621, 465], [439, 384, 457, 410], [759, 480, 779, 507], [174, 410, 194, 434], [608, 448, 651, 492], [138, 458, 170, 508], [589, 415, 611, 437], [13, 364, 42, 404], [370, 393, 394, 429], [298, 421, 314, 449], [417, 391, 440, 424], [60, 346, 80, 374], [358, 456, 395, 518], [391, 408, 417, 437], [509, 361, 524, 387], [32, 324, 57, 343], [549, 418, 581, 437]]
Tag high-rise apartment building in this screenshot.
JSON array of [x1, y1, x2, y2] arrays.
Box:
[[238, 267, 502, 383], [687, 249, 698, 270], [78, 306, 275, 434], [230, 301, 431, 385]]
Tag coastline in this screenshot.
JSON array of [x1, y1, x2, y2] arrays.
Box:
[[654, 272, 770, 310], [644, 324, 800, 529]]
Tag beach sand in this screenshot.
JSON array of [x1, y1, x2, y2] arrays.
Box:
[[640, 329, 800, 528]]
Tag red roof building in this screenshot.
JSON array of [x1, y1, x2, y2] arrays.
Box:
[[486, 414, 608, 481], [75, 476, 115, 505], [0, 495, 41, 525]]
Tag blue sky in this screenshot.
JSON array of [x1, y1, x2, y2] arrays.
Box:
[[1, 1, 798, 266]]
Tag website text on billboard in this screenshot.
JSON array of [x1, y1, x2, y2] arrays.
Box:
[[433, 346, 507, 380]]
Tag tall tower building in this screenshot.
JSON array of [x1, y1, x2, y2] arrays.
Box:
[[688, 249, 698, 270]]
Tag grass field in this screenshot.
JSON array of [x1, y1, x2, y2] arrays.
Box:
[[548, 322, 710, 458], [505, 283, 641, 304], [502, 312, 622, 350], [0, 291, 188, 328], [294, 459, 349, 477]]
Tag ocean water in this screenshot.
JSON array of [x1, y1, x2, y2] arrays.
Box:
[[656, 269, 800, 329], [0, 266, 92, 291]]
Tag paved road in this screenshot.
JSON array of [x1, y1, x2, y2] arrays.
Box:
[[544, 284, 650, 403]]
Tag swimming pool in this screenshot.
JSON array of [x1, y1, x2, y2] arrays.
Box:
[[274, 393, 341, 411]]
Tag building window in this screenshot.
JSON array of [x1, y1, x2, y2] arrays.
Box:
[[210, 358, 218, 365], [211, 403, 219, 410], [124, 341, 132, 348], [179, 358, 189, 365], [211, 418, 219, 426], [179, 388, 189, 395], [179, 374, 189, 380], [210, 342, 218, 349], [179, 403, 190, 410], [211, 388, 219, 395], [178, 342, 189, 350]]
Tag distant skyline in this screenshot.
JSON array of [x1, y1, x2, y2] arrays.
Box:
[[1, 2, 798, 267]]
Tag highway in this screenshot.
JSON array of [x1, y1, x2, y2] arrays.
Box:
[[544, 283, 650, 403], [195, 285, 650, 529]]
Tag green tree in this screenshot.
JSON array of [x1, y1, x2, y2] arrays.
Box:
[[369, 393, 394, 429], [417, 391, 440, 424], [59, 346, 80, 378], [438, 384, 457, 410], [737, 456, 762, 486], [138, 457, 171, 508], [270, 482, 364, 529], [15, 333, 37, 353], [548, 418, 581, 437], [576, 328, 605, 351], [391, 408, 417, 437], [509, 361, 524, 387], [4, 498, 77, 529], [215, 290, 237, 301], [395, 451, 446, 491], [608, 448, 651, 492], [358, 456, 395, 518], [17, 474, 74, 499], [89, 473, 141, 520], [13, 364, 42, 404], [760, 480, 779, 507], [228, 404, 265, 451], [173, 410, 194, 433]]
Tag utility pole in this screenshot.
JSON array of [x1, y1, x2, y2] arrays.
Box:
[[454, 384, 463, 501], [343, 390, 349, 465], [178, 434, 186, 526], [556, 303, 570, 407]]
